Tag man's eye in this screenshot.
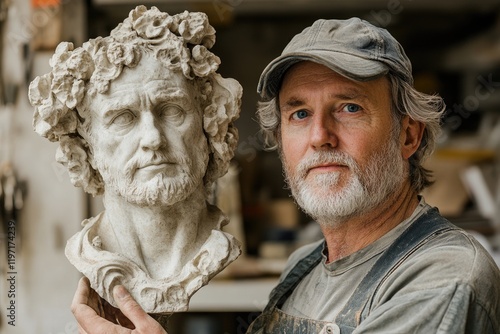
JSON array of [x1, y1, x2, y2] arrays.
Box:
[[291, 110, 309, 120], [343, 104, 361, 113], [111, 111, 135, 126]]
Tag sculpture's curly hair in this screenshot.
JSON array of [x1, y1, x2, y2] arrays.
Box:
[[29, 6, 242, 196]]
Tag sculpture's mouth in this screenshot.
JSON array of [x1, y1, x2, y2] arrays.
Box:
[[138, 162, 170, 171], [131, 160, 179, 180]]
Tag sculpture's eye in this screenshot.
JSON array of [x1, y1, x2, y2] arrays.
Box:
[[111, 110, 136, 126], [158, 104, 185, 125]]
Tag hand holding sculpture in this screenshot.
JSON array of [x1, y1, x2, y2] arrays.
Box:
[[71, 277, 168, 334], [29, 6, 242, 314]]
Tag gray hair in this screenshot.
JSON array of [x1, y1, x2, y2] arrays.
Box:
[[256, 72, 445, 193]]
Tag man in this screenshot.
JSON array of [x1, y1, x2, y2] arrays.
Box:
[[246, 17, 500, 333], [29, 6, 242, 315], [71, 17, 500, 334]]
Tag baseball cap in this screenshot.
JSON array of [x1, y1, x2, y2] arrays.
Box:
[[257, 17, 413, 100]]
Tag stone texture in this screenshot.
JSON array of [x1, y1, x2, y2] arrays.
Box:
[[29, 5, 242, 314]]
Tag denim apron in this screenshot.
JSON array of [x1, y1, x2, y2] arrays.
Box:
[[246, 208, 456, 334]]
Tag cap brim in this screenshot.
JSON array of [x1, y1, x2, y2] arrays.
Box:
[[257, 51, 389, 99]]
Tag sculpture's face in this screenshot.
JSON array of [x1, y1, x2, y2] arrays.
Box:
[[85, 55, 210, 206]]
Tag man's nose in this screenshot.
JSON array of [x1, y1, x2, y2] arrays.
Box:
[[309, 114, 339, 149], [140, 112, 164, 151]]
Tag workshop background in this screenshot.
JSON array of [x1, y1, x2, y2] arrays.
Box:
[[0, 0, 500, 333]]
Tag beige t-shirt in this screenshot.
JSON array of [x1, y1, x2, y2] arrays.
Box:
[[281, 200, 428, 319], [279, 200, 500, 333]]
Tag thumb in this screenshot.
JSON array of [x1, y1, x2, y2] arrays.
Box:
[[113, 285, 147, 323], [113, 285, 166, 333]]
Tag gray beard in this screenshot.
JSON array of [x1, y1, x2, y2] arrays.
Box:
[[283, 136, 405, 227]]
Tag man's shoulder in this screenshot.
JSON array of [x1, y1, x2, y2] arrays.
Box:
[[413, 227, 498, 272], [279, 239, 324, 281], [382, 226, 500, 299], [402, 204, 499, 282], [368, 227, 500, 331]]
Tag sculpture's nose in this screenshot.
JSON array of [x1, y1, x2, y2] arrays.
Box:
[[140, 112, 164, 151]]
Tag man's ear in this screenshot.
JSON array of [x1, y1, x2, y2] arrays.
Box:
[[400, 115, 425, 159]]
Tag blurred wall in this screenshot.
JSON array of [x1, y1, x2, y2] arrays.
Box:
[[0, 1, 86, 333]]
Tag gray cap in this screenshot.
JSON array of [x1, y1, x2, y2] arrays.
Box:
[[257, 18, 413, 100]]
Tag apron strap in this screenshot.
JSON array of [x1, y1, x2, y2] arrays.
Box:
[[335, 207, 455, 332], [263, 241, 325, 313]]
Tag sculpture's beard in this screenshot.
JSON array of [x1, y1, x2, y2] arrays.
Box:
[[97, 150, 208, 207], [283, 135, 405, 227]]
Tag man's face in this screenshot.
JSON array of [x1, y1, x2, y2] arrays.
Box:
[[86, 56, 209, 207], [278, 61, 406, 226]]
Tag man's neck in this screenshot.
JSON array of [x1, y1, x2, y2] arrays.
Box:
[[97, 185, 217, 278], [320, 181, 420, 263]]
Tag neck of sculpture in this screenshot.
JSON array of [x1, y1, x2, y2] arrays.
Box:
[[98, 184, 218, 279]]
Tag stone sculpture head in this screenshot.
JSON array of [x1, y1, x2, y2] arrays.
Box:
[[29, 6, 240, 202], [28, 6, 242, 314]]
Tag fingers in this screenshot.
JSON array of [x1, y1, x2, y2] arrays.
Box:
[[113, 285, 167, 333], [115, 309, 136, 330], [72, 277, 129, 334], [72, 277, 104, 332], [71, 277, 91, 314], [71, 278, 165, 334], [100, 295, 122, 324], [72, 277, 97, 334], [77, 323, 89, 334]]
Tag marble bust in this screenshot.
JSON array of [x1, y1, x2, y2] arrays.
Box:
[[28, 6, 242, 314]]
